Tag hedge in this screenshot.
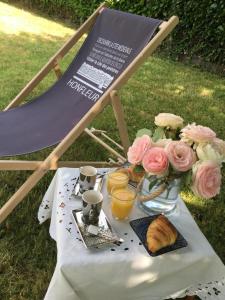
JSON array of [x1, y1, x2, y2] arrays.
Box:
[[5, 0, 225, 66]]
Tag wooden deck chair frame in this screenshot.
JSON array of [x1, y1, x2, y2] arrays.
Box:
[[0, 3, 179, 223]]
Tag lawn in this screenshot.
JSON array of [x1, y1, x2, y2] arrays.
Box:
[[0, 2, 225, 300]]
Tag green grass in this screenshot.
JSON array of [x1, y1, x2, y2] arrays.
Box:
[[0, 2, 225, 299]]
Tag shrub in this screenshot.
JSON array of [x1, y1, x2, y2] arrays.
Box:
[[5, 0, 225, 65]]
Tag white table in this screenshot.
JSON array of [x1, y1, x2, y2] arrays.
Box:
[[38, 168, 225, 300]]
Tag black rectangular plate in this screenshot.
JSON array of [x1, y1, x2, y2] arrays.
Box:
[[130, 215, 188, 257]]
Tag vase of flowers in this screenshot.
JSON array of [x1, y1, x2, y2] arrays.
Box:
[[139, 176, 181, 215], [127, 113, 225, 215]]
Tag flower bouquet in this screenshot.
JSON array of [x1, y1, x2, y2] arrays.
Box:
[[127, 113, 225, 214]]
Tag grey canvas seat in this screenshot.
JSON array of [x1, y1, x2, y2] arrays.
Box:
[[0, 4, 178, 223], [0, 8, 161, 157]]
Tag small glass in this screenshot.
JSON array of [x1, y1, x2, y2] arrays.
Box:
[[111, 186, 136, 220], [107, 171, 129, 194]]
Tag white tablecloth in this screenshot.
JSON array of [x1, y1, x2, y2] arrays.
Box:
[[38, 168, 225, 300]]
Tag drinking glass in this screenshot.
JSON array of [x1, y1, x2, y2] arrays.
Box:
[[107, 171, 129, 194], [111, 186, 136, 220]]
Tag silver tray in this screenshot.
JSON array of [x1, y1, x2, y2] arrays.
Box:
[[71, 209, 123, 249]]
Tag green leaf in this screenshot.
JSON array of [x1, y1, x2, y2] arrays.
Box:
[[136, 128, 152, 138], [152, 127, 165, 142], [148, 177, 159, 191], [184, 170, 192, 187], [133, 165, 144, 173], [210, 3, 217, 9], [165, 129, 176, 140]]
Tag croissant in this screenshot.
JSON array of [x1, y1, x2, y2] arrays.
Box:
[[146, 215, 177, 253]]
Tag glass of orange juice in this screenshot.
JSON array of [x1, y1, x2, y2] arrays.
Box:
[[107, 171, 129, 194], [111, 186, 136, 220]]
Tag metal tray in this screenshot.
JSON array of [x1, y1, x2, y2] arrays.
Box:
[[71, 209, 123, 249]]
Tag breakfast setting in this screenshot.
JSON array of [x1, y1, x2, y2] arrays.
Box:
[[70, 164, 185, 253], [38, 113, 225, 300], [1, 3, 224, 299]]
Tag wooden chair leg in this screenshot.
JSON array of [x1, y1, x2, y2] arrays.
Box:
[[110, 90, 130, 155]]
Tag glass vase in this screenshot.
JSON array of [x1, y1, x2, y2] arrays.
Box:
[[138, 177, 181, 215]]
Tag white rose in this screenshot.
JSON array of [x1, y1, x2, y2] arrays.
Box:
[[155, 113, 184, 130], [212, 138, 225, 162], [196, 143, 223, 165]]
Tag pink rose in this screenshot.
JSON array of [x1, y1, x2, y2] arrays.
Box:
[[127, 135, 152, 165], [191, 161, 221, 199], [180, 123, 216, 144], [166, 141, 196, 172], [142, 147, 169, 175]]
